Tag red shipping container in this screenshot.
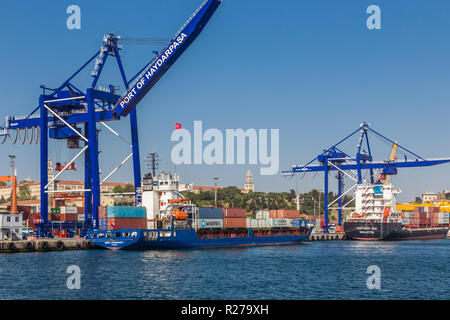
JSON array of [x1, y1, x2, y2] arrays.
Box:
[[98, 206, 107, 219], [223, 217, 246, 229], [77, 207, 84, 214], [107, 217, 147, 230], [60, 213, 78, 221], [277, 209, 300, 219], [51, 214, 60, 221], [223, 208, 246, 218], [269, 210, 278, 219]]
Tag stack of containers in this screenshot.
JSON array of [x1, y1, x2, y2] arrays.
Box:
[[414, 207, 426, 225], [223, 208, 246, 228], [401, 211, 412, 225], [106, 206, 147, 230], [98, 206, 107, 230], [438, 212, 449, 225], [60, 206, 78, 222], [197, 207, 223, 229], [429, 207, 439, 225], [77, 207, 84, 222]]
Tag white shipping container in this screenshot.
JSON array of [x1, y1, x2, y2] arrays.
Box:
[[265, 218, 273, 228], [246, 218, 252, 228], [256, 211, 263, 219], [250, 219, 258, 228], [197, 219, 224, 229], [274, 218, 290, 227], [77, 214, 84, 221], [402, 218, 410, 225], [262, 211, 270, 219], [60, 207, 77, 214], [257, 219, 266, 228]]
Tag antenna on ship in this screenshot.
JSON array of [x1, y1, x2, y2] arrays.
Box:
[[145, 152, 159, 177]]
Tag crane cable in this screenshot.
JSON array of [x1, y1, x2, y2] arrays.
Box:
[[8, 130, 18, 144], [119, 37, 170, 45]]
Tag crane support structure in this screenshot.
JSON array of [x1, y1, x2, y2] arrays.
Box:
[[0, 176, 17, 215], [282, 122, 450, 233], [0, 0, 221, 236]]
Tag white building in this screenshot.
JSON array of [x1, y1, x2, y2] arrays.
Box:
[[422, 190, 439, 203], [244, 170, 254, 193], [0, 213, 23, 240]]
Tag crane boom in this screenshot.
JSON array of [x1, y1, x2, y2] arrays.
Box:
[[384, 142, 398, 184], [113, 0, 221, 117]]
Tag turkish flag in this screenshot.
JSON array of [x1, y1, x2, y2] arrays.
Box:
[[175, 122, 182, 129]]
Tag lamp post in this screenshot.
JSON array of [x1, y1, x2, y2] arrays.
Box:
[[213, 177, 219, 207], [8, 155, 16, 214]]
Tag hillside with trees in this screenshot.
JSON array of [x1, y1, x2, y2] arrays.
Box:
[[182, 187, 354, 221]]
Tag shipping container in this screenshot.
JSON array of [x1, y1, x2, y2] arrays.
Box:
[[291, 219, 308, 228], [77, 214, 84, 221], [269, 210, 278, 219], [274, 218, 290, 227], [197, 218, 224, 229], [262, 211, 270, 219], [223, 217, 246, 228], [107, 206, 146, 218], [255, 211, 263, 219], [198, 207, 223, 219], [98, 218, 107, 230], [107, 217, 147, 230], [60, 207, 78, 214], [250, 219, 258, 228], [257, 219, 265, 228], [223, 208, 246, 218], [265, 218, 273, 228], [59, 213, 78, 222], [98, 206, 107, 219], [276, 210, 300, 219]]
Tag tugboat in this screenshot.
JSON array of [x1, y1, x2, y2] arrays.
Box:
[[88, 172, 313, 250], [344, 182, 450, 240]]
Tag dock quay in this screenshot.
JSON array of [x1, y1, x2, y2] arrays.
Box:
[[0, 238, 93, 253], [308, 233, 347, 241]]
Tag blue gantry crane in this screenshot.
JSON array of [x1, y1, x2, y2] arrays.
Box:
[[282, 122, 450, 232], [0, 0, 221, 237]]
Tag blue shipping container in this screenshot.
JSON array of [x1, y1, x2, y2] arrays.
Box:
[[99, 218, 107, 230], [292, 219, 308, 228], [374, 185, 383, 195], [106, 206, 147, 218], [198, 207, 223, 219]]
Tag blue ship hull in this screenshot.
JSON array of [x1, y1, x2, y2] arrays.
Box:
[[87, 227, 314, 250]]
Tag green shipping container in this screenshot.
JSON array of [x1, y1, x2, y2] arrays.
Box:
[[51, 208, 61, 214], [106, 206, 146, 218]]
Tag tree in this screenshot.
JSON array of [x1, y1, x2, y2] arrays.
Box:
[[113, 185, 124, 193], [414, 197, 422, 204], [18, 185, 32, 201]]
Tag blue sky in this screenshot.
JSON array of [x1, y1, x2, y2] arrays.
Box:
[[0, 0, 450, 202]]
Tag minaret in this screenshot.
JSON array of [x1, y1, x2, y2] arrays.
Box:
[[47, 159, 55, 193], [244, 170, 254, 193]]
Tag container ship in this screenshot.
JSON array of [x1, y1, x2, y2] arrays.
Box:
[[88, 172, 313, 250], [344, 182, 450, 240]]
